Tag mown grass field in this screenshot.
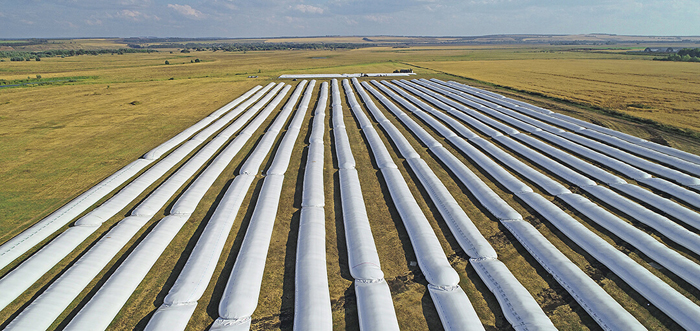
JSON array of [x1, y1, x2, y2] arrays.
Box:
[[2, 39, 700, 330]]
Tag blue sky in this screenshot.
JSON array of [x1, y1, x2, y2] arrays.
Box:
[[0, 0, 698, 38]]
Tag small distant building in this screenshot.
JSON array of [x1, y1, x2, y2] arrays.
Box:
[[644, 47, 679, 53], [247, 75, 258, 78]]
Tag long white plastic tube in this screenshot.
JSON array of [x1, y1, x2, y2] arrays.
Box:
[[411, 79, 700, 209], [0, 85, 264, 272], [0, 84, 280, 314], [438, 79, 700, 167], [434, 79, 700, 215], [440, 78, 700, 177], [391, 79, 700, 330], [422, 79, 700, 189], [387, 80, 700, 290], [293, 81, 333, 331], [59, 84, 293, 331], [410, 79, 700, 252], [372, 79, 652, 330], [116, 84, 298, 331], [348, 79, 485, 331], [331, 79, 400, 331], [209, 80, 314, 330], [368, 80, 563, 331], [410, 79, 700, 223], [371, 78, 640, 330]]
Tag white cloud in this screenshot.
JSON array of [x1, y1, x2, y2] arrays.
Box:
[[56, 20, 79, 29], [363, 14, 391, 23], [116, 9, 155, 21], [168, 4, 205, 18], [86, 18, 102, 25], [118, 0, 152, 6], [293, 4, 324, 14]]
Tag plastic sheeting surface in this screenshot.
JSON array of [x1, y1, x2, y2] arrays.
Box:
[[516, 191, 700, 330], [143, 304, 198, 331], [511, 133, 626, 186], [351, 80, 460, 287], [411, 157, 499, 258], [69, 83, 305, 331], [383, 79, 650, 331], [2, 216, 153, 328], [471, 258, 557, 331], [170, 84, 286, 214], [612, 183, 700, 230], [302, 143, 326, 207], [433, 146, 522, 221], [143, 83, 296, 329], [213, 82, 313, 328], [581, 185, 700, 255], [545, 111, 700, 165], [0, 225, 99, 310], [0, 158, 150, 270], [294, 81, 332, 331], [132, 135, 231, 216], [354, 280, 400, 331], [60, 214, 190, 331], [367, 82, 498, 259], [579, 129, 700, 177], [294, 206, 332, 331], [530, 130, 652, 180], [339, 169, 385, 280], [501, 217, 646, 331], [450, 138, 533, 194], [267, 81, 316, 175], [493, 135, 597, 188], [472, 137, 570, 196], [165, 174, 255, 305], [410, 79, 700, 300], [75, 83, 285, 227], [1, 84, 286, 329], [398, 79, 700, 295], [429, 285, 485, 331], [333, 79, 401, 331], [238, 96, 299, 173], [559, 131, 700, 187], [381, 164, 475, 286], [334, 126, 356, 169], [138, 83, 309, 331], [559, 192, 700, 289], [637, 177, 700, 209], [421, 79, 700, 190], [218, 175, 285, 319], [350, 79, 486, 330], [440, 78, 700, 167]]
